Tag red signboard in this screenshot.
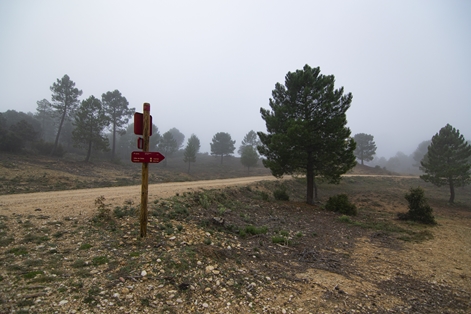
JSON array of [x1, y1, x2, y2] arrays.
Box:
[[134, 113, 153, 135], [131, 151, 165, 163]]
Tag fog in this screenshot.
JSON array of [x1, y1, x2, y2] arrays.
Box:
[[1, 1, 470, 160]]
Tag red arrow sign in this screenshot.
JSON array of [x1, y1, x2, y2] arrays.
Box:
[[131, 151, 165, 163]]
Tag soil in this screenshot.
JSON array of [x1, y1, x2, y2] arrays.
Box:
[[0, 155, 470, 313]]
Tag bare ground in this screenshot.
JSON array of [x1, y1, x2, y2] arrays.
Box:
[[0, 155, 470, 313]]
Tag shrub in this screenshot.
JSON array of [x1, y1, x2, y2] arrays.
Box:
[[34, 141, 65, 157], [398, 187, 436, 224], [260, 191, 269, 201], [95, 196, 111, 220], [113, 205, 137, 218], [325, 194, 357, 216], [273, 187, 289, 201]]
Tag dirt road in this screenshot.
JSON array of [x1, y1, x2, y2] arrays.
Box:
[[0, 176, 279, 218]]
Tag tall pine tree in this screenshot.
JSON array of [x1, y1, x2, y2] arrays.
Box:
[[353, 133, 377, 165], [72, 96, 110, 162], [258, 65, 356, 204], [183, 134, 200, 173], [102, 90, 135, 161], [420, 124, 471, 203], [210, 132, 236, 165], [50, 75, 82, 156]]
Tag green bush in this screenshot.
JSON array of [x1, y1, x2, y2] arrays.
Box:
[[113, 205, 137, 218], [273, 188, 289, 201], [325, 194, 357, 216], [260, 191, 269, 201], [398, 187, 436, 224]]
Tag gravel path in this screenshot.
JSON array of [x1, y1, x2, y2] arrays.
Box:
[[0, 176, 279, 218]]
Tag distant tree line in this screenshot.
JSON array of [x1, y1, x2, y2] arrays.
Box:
[[0, 74, 264, 174]]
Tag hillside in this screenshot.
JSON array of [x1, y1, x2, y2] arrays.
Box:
[[0, 152, 392, 195]]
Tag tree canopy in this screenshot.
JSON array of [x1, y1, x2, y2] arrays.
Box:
[[72, 96, 110, 162], [353, 133, 376, 165], [168, 127, 185, 149], [210, 132, 236, 164], [240, 145, 259, 173], [258, 64, 356, 204], [102, 90, 134, 161], [412, 140, 431, 168], [238, 130, 261, 154], [158, 131, 178, 166], [50, 74, 82, 156], [420, 124, 471, 203]]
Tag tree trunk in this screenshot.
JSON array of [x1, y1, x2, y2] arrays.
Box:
[[111, 122, 116, 161], [50, 108, 66, 157], [85, 140, 92, 162], [187, 161, 191, 174], [449, 177, 455, 203], [306, 152, 314, 205]]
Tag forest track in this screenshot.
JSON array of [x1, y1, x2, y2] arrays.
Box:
[[0, 176, 280, 219]]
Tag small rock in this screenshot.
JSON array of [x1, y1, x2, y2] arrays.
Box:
[[58, 300, 68, 306], [205, 265, 215, 273], [202, 302, 209, 308], [169, 236, 176, 240], [227, 279, 235, 286], [141, 270, 147, 277], [35, 208, 42, 211], [119, 277, 125, 283]]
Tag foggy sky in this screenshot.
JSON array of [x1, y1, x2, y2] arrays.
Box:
[[1, 1, 470, 158]]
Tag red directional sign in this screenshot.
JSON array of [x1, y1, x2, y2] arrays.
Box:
[[131, 151, 165, 163]]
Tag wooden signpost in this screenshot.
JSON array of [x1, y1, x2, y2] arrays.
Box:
[[132, 103, 165, 238]]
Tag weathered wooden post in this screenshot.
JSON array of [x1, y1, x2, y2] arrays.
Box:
[[140, 103, 150, 238]]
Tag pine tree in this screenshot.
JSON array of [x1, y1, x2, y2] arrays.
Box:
[[420, 124, 471, 203], [50, 75, 82, 156], [210, 132, 236, 165], [102, 90, 135, 161], [183, 134, 201, 173], [258, 65, 356, 204], [158, 131, 178, 166], [240, 145, 259, 173], [72, 96, 110, 162], [353, 133, 376, 165], [238, 130, 261, 154]]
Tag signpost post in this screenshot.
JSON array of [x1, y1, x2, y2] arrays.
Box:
[[132, 103, 165, 238], [140, 103, 150, 238]]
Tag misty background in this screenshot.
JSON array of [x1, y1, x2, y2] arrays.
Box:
[[1, 1, 470, 171]]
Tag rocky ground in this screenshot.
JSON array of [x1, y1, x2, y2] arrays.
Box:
[[0, 155, 470, 313]]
